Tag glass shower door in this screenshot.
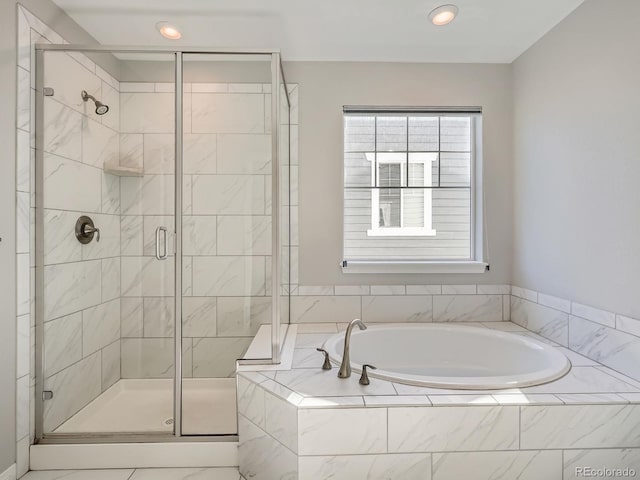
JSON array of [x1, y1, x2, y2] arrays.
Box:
[[180, 53, 276, 435], [37, 49, 177, 436]]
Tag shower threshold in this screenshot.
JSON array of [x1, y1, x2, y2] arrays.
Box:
[[53, 378, 237, 435]]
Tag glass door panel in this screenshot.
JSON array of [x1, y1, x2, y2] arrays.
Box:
[[180, 53, 273, 435], [38, 50, 176, 435]]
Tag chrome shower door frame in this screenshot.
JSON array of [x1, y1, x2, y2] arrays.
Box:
[[33, 45, 290, 443]]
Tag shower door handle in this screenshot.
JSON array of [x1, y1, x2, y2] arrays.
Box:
[[155, 226, 169, 260]]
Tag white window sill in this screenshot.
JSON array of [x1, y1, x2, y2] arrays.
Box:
[[341, 260, 489, 274], [366, 228, 437, 237]]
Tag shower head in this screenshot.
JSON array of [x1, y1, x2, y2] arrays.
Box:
[[81, 90, 109, 115]]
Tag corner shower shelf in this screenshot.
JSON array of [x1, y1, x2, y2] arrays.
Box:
[[104, 162, 144, 177]]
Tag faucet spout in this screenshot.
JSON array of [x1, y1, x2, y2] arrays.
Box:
[[338, 319, 367, 378]]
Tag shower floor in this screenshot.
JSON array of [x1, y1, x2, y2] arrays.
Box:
[[54, 378, 237, 435]]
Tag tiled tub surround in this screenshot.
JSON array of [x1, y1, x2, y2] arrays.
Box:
[[238, 322, 640, 480], [511, 286, 640, 383]]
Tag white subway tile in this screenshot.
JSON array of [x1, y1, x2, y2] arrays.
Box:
[[616, 314, 640, 337], [571, 302, 616, 328], [511, 296, 569, 346], [406, 285, 442, 295], [538, 293, 571, 313], [370, 285, 406, 295], [442, 284, 476, 295], [334, 285, 370, 296]]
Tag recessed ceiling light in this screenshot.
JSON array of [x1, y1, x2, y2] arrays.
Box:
[[428, 5, 459, 26], [156, 21, 182, 40]]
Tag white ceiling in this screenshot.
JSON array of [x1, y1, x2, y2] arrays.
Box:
[[52, 0, 584, 63]]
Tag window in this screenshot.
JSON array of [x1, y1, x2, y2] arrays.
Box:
[[342, 107, 485, 273]]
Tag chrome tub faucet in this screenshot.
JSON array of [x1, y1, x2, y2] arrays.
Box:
[[338, 319, 367, 378]]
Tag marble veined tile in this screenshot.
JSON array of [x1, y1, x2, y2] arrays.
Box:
[[274, 369, 396, 397], [102, 257, 121, 302], [216, 215, 271, 255], [102, 340, 120, 390], [217, 134, 271, 174], [238, 415, 297, 480], [43, 52, 101, 119], [43, 98, 82, 161], [121, 175, 175, 216], [183, 216, 217, 255], [121, 297, 143, 337], [44, 260, 102, 321], [563, 449, 640, 480], [433, 450, 562, 480], [192, 256, 265, 297], [433, 295, 502, 322], [511, 296, 569, 346], [522, 366, 640, 394], [130, 468, 240, 480], [121, 256, 174, 297], [299, 453, 432, 480], [82, 117, 118, 168], [44, 312, 82, 377], [216, 296, 271, 337], [81, 213, 120, 260], [521, 404, 640, 449], [182, 297, 217, 337], [119, 133, 143, 169], [192, 337, 251, 377], [120, 92, 174, 133], [44, 153, 101, 213], [265, 391, 298, 453], [298, 407, 387, 455], [82, 299, 120, 355], [184, 133, 217, 174], [388, 406, 519, 453], [192, 175, 265, 215], [121, 338, 174, 378], [143, 297, 175, 338], [192, 93, 265, 134], [569, 315, 640, 382], [237, 374, 266, 429], [362, 296, 432, 323], [143, 133, 174, 174], [43, 209, 82, 265], [43, 352, 102, 432], [22, 470, 134, 480]]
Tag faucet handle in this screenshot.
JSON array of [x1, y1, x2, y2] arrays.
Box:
[[359, 364, 377, 385], [316, 348, 332, 370]]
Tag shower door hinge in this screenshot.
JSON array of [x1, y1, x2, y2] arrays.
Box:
[[43, 87, 54, 96], [42, 390, 53, 401]]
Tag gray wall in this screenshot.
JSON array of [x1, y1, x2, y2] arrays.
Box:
[[283, 62, 513, 286], [512, 0, 640, 318], [0, 0, 105, 472]]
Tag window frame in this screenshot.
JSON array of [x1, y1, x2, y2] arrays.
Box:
[[341, 106, 487, 274]]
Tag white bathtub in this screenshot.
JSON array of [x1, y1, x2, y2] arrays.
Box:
[[322, 324, 571, 389]]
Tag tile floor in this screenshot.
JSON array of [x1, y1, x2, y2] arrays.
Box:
[[21, 468, 242, 480]]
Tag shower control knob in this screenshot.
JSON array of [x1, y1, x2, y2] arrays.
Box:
[[75, 216, 100, 244]]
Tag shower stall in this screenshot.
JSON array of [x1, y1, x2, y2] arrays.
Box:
[[33, 45, 291, 442]]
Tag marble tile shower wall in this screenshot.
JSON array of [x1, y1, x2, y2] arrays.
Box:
[[15, 5, 123, 475], [117, 81, 299, 379], [41, 54, 122, 433]]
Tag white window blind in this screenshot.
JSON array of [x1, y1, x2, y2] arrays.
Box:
[[343, 107, 483, 267]]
